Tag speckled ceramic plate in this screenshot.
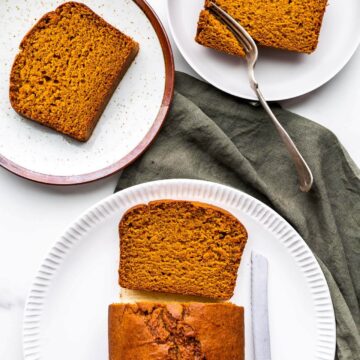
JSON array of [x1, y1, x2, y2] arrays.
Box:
[[23, 179, 336, 360], [0, 0, 174, 184], [167, 0, 360, 100]]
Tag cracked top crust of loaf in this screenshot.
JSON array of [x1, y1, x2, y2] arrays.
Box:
[[108, 302, 245, 360]]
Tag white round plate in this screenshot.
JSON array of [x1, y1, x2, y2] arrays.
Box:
[[0, 0, 173, 184], [23, 179, 335, 360], [167, 0, 360, 101]]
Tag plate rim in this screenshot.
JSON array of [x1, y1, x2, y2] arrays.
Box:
[[0, 0, 175, 185], [22, 178, 336, 360], [166, 0, 360, 101]]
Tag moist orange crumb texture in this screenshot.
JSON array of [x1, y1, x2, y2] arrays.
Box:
[[119, 200, 248, 300], [9, 2, 139, 141], [196, 0, 328, 56], [108, 302, 245, 360]]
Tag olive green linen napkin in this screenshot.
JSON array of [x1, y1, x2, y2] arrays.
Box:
[[116, 72, 360, 360]]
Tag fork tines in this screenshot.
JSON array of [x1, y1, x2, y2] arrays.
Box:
[[208, 1, 255, 54]]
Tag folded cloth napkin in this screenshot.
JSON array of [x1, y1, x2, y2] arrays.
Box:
[[116, 72, 360, 360]]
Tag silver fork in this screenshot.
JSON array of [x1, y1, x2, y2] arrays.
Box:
[[209, 2, 313, 192]]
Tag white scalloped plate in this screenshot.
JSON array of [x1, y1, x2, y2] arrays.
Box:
[[23, 179, 336, 360]]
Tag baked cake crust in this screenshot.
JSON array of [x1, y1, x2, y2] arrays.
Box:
[[108, 302, 245, 360]]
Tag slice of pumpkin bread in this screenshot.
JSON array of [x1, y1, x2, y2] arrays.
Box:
[[10, 2, 139, 141], [196, 0, 328, 56], [119, 200, 248, 300]]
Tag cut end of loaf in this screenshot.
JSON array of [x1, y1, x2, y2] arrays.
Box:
[[118, 200, 248, 300], [9, 2, 139, 141], [108, 302, 245, 360]]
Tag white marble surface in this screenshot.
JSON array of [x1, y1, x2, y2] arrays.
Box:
[[0, 1, 359, 359]]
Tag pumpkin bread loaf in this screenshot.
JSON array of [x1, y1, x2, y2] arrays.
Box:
[[119, 200, 248, 300], [196, 0, 328, 56], [108, 302, 245, 360], [9, 2, 139, 141]]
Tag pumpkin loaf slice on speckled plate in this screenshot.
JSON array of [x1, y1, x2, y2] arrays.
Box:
[[119, 200, 248, 300], [10, 2, 139, 142]]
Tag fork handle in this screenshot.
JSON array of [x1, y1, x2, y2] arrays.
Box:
[[254, 86, 313, 192]]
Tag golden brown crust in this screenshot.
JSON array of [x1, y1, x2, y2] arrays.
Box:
[[119, 200, 248, 300], [108, 302, 245, 360], [9, 2, 139, 142], [195, 0, 328, 56]]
